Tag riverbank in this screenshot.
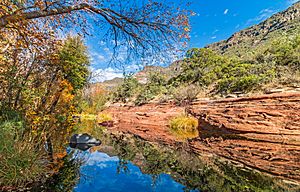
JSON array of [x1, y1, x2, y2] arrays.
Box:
[[103, 92, 300, 183]]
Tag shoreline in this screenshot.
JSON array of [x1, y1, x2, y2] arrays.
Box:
[[103, 92, 300, 183]]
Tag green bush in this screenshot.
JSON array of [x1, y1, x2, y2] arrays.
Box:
[[135, 72, 167, 105], [171, 48, 277, 95], [111, 74, 140, 103], [0, 119, 46, 187], [215, 62, 276, 94], [170, 48, 229, 87], [260, 35, 300, 67]]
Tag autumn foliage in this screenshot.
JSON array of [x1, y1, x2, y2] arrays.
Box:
[[0, 0, 191, 188]]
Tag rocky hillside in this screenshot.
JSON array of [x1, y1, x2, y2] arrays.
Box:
[[131, 1, 300, 83], [99, 77, 123, 90], [134, 61, 183, 84], [100, 2, 300, 98], [207, 1, 300, 56]]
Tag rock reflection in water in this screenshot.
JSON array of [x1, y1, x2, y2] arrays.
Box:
[[42, 132, 298, 192], [69, 133, 101, 151]]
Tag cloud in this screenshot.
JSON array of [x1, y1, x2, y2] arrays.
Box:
[[245, 8, 276, 26], [98, 41, 106, 46], [288, 0, 299, 5], [90, 67, 123, 82], [86, 152, 119, 166], [90, 51, 107, 65], [211, 36, 217, 39], [224, 9, 229, 15], [212, 29, 219, 34], [103, 47, 110, 52], [90, 63, 144, 82]]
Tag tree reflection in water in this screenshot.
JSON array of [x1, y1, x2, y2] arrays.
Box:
[[35, 132, 299, 192]]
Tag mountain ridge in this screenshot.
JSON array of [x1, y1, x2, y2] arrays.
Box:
[[100, 2, 300, 87], [207, 1, 300, 56]]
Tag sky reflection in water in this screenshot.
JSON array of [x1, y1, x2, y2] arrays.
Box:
[[73, 151, 198, 192]]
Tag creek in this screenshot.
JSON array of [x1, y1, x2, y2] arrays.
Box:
[[33, 130, 295, 192]]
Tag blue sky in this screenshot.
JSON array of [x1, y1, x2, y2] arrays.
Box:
[[87, 0, 299, 82]]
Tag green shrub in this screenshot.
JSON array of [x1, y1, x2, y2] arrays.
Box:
[[0, 119, 46, 187], [260, 35, 300, 67], [170, 48, 229, 87], [170, 48, 277, 94], [215, 63, 276, 94], [169, 115, 199, 140], [111, 74, 140, 103], [135, 72, 167, 105]]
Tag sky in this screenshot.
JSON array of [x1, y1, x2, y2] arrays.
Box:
[[86, 0, 299, 82]]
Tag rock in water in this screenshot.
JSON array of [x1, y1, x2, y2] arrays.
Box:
[[69, 133, 101, 151]]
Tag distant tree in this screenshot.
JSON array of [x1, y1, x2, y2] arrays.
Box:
[[173, 48, 229, 86], [59, 35, 90, 92]]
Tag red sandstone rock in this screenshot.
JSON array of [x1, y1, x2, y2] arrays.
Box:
[[103, 92, 300, 182]]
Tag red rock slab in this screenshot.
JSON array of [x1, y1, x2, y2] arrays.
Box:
[[103, 93, 300, 182]]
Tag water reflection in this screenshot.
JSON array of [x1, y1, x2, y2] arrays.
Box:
[[69, 133, 101, 151], [39, 132, 298, 192], [74, 151, 192, 192], [69, 132, 295, 192]]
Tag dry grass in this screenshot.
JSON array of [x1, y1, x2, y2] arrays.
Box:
[[97, 113, 113, 124], [169, 115, 199, 140]]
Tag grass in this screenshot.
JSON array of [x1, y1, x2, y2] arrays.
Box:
[[97, 113, 113, 124], [169, 115, 199, 140], [79, 113, 97, 121], [0, 119, 46, 187]]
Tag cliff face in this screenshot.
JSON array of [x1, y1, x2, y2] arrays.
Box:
[[104, 92, 300, 183], [190, 93, 300, 181], [207, 2, 300, 55]]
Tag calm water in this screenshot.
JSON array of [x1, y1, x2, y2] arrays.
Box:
[[39, 132, 295, 192], [73, 151, 197, 192]]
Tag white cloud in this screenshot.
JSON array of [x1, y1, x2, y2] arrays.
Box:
[[211, 36, 217, 39], [86, 152, 119, 166], [103, 47, 110, 52], [125, 64, 143, 72], [90, 51, 107, 65], [246, 8, 276, 26], [212, 29, 219, 34], [224, 9, 229, 15], [288, 0, 299, 5], [98, 41, 106, 46], [89, 63, 144, 82], [91, 67, 123, 82]]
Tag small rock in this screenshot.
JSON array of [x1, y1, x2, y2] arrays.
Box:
[[135, 112, 149, 117], [225, 94, 237, 98], [233, 91, 243, 95], [295, 88, 300, 92], [196, 98, 210, 101], [290, 84, 300, 88], [99, 120, 114, 127], [237, 94, 248, 98], [265, 89, 285, 94]]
